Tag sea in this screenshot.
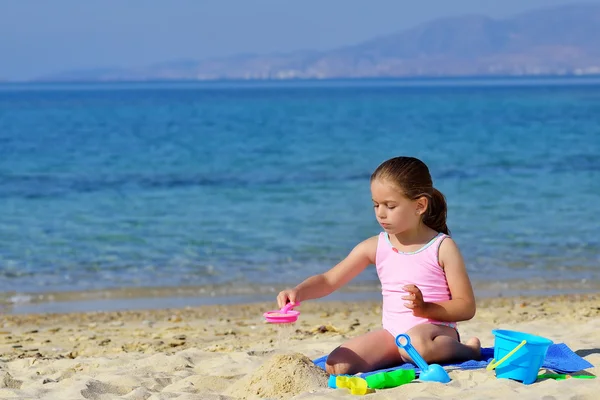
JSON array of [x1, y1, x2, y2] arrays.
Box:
[[1, 77, 599, 314]]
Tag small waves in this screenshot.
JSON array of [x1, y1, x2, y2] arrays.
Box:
[[3, 152, 598, 200], [0, 171, 372, 199]]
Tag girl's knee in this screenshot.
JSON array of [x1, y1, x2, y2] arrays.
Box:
[[325, 362, 351, 376], [407, 336, 434, 362], [325, 347, 362, 375]]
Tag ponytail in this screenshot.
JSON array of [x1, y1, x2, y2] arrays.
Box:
[[423, 188, 450, 235]]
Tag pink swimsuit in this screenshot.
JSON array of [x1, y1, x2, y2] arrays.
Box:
[[375, 232, 457, 337]]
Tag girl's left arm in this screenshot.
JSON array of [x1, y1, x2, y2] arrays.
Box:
[[410, 238, 476, 322]]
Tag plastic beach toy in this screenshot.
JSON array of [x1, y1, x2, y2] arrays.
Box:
[[487, 330, 552, 385], [329, 369, 415, 391], [537, 373, 596, 381], [336, 376, 369, 395], [396, 334, 451, 383], [365, 369, 415, 389], [263, 302, 300, 323]]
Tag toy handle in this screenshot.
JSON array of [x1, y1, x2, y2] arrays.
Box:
[[280, 302, 300, 314], [486, 340, 527, 370], [395, 334, 430, 372]]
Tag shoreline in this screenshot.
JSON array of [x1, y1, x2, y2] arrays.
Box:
[[2, 278, 599, 315], [5, 74, 600, 87], [0, 293, 598, 399]]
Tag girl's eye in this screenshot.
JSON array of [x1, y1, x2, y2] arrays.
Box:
[[388, 205, 396, 210]]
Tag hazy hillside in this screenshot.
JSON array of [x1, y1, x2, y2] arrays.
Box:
[[37, 3, 600, 81]]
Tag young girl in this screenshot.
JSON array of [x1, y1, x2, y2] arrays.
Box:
[[277, 156, 481, 375]]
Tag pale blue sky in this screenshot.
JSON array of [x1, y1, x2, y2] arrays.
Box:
[[1, 0, 597, 80]]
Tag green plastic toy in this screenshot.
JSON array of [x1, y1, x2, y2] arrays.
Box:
[[365, 369, 416, 389], [537, 373, 596, 381]]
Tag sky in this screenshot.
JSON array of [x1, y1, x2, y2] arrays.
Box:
[[1, 0, 597, 80]]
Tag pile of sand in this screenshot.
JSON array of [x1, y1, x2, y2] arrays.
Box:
[[226, 352, 329, 399]]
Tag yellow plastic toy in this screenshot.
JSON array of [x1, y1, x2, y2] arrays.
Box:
[[336, 375, 369, 395]]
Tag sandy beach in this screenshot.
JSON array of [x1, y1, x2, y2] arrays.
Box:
[[0, 294, 598, 399]]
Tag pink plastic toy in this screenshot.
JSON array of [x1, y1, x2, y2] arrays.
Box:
[[263, 302, 301, 323]]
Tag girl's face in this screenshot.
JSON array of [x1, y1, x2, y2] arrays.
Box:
[[370, 178, 425, 235]]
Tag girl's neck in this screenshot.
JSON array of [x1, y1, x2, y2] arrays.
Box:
[[391, 224, 438, 247]]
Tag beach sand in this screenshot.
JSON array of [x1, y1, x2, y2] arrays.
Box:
[[0, 294, 599, 399]]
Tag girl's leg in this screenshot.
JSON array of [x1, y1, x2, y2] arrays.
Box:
[[400, 323, 481, 364], [325, 329, 403, 375]]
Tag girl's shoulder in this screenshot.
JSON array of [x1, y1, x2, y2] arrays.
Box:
[[438, 236, 458, 251], [438, 237, 464, 268], [354, 235, 379, 264]]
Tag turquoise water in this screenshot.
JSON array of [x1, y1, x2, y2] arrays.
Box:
[[1, 78, 599, 305]]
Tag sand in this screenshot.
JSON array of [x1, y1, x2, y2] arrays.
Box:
[[0, 294, 599, 399]]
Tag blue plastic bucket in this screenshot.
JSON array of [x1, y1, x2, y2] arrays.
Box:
[[491, 330, 553, 385]]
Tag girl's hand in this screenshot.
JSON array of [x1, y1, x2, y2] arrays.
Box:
[[277, 288, 300, 309], [402, 284, 427, 317]]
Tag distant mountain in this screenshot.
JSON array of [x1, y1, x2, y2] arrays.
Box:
[[36, 3, 600, 82]]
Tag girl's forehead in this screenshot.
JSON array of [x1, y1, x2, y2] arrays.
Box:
[[371, 179, 405, 199]]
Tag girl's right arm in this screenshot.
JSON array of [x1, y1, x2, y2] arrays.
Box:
[[277, 235, 378, 308]]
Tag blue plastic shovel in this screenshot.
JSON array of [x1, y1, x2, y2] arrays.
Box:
[[396, 334, 451, 383]]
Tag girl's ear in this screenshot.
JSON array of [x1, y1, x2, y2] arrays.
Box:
[[415, 196, 428, 216]]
